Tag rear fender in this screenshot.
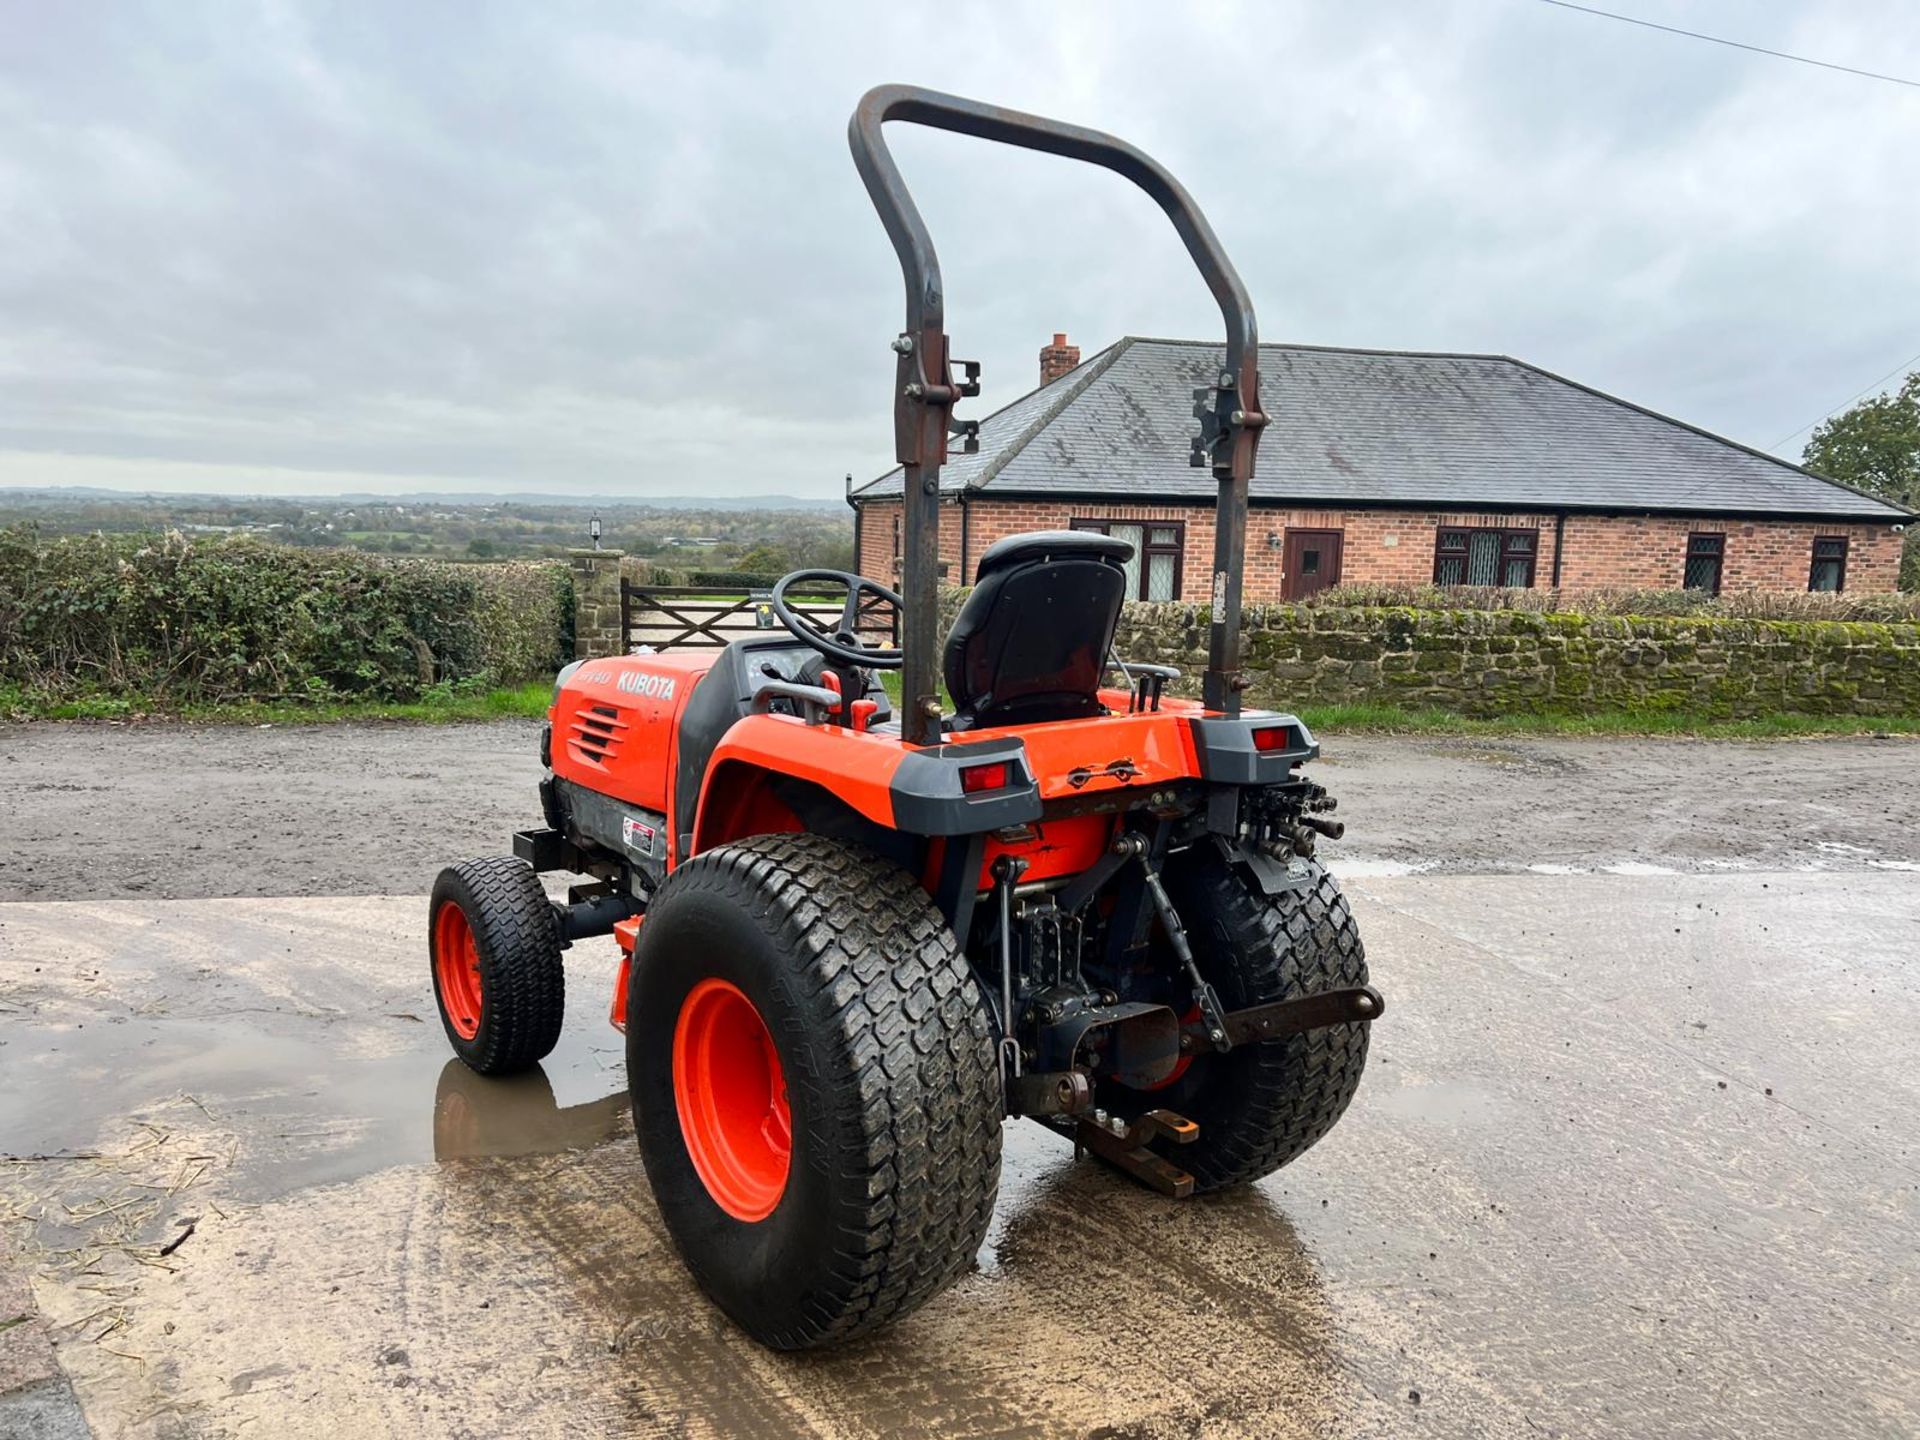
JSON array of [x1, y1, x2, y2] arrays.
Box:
[[691, 761, 807, 854], [691, 716, 903, 855], [688, 714, 1041, 855]]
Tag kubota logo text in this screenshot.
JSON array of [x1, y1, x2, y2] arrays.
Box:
[[616, 671, 677, 701]]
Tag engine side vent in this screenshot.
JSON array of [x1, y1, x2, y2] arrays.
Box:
[[567, 703, 629, 769]]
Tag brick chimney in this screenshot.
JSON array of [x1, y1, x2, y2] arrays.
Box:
[[1039, 332, 1080, 387]]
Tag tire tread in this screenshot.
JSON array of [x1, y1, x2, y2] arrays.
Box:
[[1161, 858, 1370, 1191], [431, 857, 565, 1075], [649, 834, 1001, 1348]]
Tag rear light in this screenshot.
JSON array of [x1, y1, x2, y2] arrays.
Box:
[[960, 761, 1011, 794], [1251, 725, 1297, 754]]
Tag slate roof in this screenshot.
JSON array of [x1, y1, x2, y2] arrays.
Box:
[[852, 338, 1908, 522]]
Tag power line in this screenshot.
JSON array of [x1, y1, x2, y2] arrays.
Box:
[[1532, 1, 1920, 91], [1768, 348, 1920, 453]]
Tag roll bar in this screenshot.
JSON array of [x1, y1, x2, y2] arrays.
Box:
[[849, 84, 1267, 744]]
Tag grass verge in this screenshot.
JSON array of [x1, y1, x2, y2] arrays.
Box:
[[1293, 702, 1920, 740], [3, 682, 1914, 739], [0, 681, 553, 725]]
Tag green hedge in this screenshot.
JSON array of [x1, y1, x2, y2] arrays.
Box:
[[0, 527, 570, 705], [687, 569, 783, 590]]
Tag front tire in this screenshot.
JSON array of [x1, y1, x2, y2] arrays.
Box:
[[1114, 853, 1370, 1192], [428, 858, 565, 1076], [629, 834, 1002, 1350]]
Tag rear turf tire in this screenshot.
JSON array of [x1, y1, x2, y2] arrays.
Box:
[[1116, 853, 1370, 1193], [429, 857, 565, 1076], [628, 833, 1002, 1350]]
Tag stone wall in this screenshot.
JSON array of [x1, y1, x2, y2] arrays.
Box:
[[561, 561, 1920, 717], [567, 548, 625, 660], [1112, 602, 1920, 719]]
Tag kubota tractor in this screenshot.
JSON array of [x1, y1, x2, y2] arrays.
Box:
[[429, 84, 1382, 1350]]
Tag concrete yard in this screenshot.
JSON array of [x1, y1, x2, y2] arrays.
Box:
[[2, 723, 1918, 1437]]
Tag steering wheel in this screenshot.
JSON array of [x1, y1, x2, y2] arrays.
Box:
[[769, 570, 904, 669]]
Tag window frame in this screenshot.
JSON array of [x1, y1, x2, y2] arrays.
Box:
[[1070, 517, 1186, 601], [1432, 527, 1538, 588], [1808, 535, 1848, 594], [1683, 532, 1726, 597]]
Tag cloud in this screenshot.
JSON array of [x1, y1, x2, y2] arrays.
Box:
[[1, 0, 1915, 497]]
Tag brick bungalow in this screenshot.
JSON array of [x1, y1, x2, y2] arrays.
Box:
[[849, 334, 1910, 599]]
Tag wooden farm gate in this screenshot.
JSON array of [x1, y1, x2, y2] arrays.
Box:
[[620, 584, 898, 653]]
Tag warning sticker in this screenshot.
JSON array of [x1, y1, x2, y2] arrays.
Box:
[[622, 816, 658, 858]]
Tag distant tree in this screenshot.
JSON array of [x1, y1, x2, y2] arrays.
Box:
[[466, 537, 499, 559], [1803, 372, 1920, 590], [784, 530, 856, 572], [1804, 373, 1920, 504], [733, 541, 793, 575]]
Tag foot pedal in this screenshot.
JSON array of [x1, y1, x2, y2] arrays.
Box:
[[1073, 1107, 1199, 1199]]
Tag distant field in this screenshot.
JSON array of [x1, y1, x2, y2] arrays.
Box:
[[0, 489, 853, 571]]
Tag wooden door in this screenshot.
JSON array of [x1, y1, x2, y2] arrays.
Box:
[[1281, 529, 1344, 600]]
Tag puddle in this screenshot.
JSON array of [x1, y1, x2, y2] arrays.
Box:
[[977, 1120, 1076, 1275], [1427, 742, 1584, 776], [0, 1006, 629, 1205], [430, 1060, 629, 1161], [1326, 857, 1440, 878]]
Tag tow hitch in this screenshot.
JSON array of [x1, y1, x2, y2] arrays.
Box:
[[1070, 988, 1384, 1198], [1073, 1108, 1202, 1198]]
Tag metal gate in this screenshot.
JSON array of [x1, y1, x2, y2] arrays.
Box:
[[619, 583, 898, 653]]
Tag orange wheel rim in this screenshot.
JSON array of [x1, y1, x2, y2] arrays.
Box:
[[672, 978, 791, 1222], [433, 902, 484, 1041]]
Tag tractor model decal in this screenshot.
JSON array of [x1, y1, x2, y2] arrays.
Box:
[[573, 667, 678, 703]]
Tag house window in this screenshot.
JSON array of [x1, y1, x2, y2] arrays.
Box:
[[1433, 528, 1536, 587], [1809, 535, 1848, 593], [1684, 533, 1725, 595], [1071, 519, 1184, 601]]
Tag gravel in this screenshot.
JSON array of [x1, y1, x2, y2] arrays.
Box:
[[1, 719, 1915, 901]]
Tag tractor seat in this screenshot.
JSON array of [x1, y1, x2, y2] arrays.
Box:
[[942, 530, 1132, 731]]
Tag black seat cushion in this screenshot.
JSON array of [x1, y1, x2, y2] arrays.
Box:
[[974, 529, 1134, 576], [943, 530, 1132, 731]]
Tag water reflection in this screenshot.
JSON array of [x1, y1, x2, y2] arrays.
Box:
[[431, 1059, 630, 1162]]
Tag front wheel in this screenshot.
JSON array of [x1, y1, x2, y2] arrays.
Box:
[[1112, 853, 1371, 1192], [428, 857, 565, 1075], [628, 834, 1002, 1350]]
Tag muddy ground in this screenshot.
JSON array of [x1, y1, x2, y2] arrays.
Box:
[[2, 721, 1918, 898], [2, 721, 1918, 1438]]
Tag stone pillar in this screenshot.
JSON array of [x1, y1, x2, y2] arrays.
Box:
[[567, 549, 626, 659]]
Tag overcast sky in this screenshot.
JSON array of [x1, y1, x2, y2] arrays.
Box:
[[2, 1, 1916, 500]]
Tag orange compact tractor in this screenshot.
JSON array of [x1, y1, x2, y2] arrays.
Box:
[[429, 85, 1382, 1350]]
